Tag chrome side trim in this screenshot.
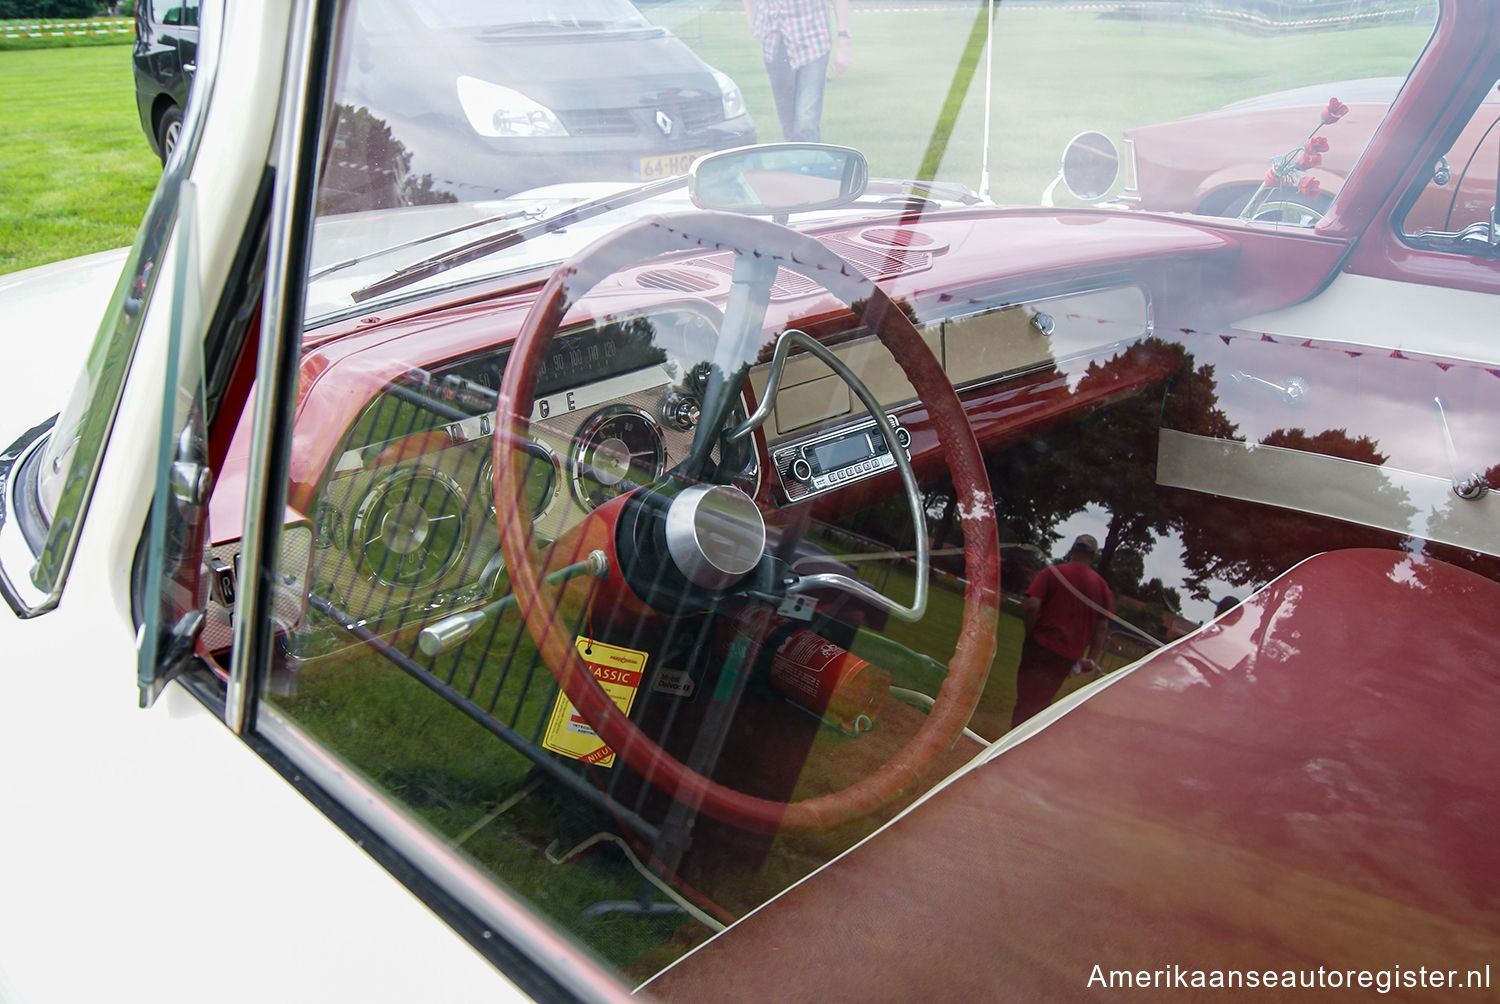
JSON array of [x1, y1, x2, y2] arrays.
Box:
[[0, 420, 55, 615]]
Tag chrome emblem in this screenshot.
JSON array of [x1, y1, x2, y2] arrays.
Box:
[[655, 109, 673, 136]]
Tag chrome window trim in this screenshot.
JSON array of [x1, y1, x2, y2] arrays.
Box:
[[228, 4, 698, 990], [226, 0, 325, 733], [0, 0, 225, 617], [256, 703, 635, 1003]]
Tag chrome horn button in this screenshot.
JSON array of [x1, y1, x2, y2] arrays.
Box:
[[663, 484, 766, 590]]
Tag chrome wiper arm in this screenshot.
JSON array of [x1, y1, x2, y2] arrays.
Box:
[[308, 204, 544, 283], [350, 174, 688, 304]]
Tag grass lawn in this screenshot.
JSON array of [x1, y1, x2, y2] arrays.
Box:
[[662, 5, 1432, 203], [0, 6, 1431, 275], [0, 41, 158, 275]]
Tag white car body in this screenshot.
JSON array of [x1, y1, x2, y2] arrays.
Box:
[[0, 4, 545, 1000], [5, 1, 1499, 1000]]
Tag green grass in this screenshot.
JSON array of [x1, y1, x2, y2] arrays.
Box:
[[0, 41, 158, 275], [661, 6, 1432, 203], [0, 6, 1432, 275]]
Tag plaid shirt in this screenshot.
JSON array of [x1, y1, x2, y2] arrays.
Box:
[[752, 0, 831, 69]]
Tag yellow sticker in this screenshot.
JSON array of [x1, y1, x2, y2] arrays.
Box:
[[540, 638, 648, 767]]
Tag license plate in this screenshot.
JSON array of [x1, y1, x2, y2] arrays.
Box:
[[636, 149, 710, 181]]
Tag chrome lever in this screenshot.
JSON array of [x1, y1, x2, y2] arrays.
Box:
[[1434, 397, 1490, 500], [417, 550, 609, 657], [1231, 370, 1308, 404]]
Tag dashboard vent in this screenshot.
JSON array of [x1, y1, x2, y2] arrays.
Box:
[[634, 266, 726, 294], [853, 226, 942, 250], [636, 229, 942, 301], [822, 234, 936, 283]]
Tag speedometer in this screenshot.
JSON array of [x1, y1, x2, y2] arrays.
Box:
[[570, 405, 666, 510]]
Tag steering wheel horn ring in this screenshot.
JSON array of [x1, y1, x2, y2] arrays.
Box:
[[494, 211, 1000, 834]]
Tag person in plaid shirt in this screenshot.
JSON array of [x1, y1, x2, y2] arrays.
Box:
[[743, 0, 852, 142]]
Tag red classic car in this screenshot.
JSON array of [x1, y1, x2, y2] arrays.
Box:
[[1, 1, 1498, 1001], [1117, 74, 1500, 231]]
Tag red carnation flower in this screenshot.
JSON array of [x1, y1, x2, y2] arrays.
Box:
[[1321, 98, 1349, 125], [1305, 136, 1330, 155], [1298, 175, 1322, 198], [1296, 151, 1323, 169]]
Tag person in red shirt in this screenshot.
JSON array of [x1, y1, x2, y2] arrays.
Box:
[[1010, 534, 1114, 728]]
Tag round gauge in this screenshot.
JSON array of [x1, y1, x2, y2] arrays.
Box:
[[570, 405, 666, 510], [351, 468, 468, 588], [480, 440, 559, 520]]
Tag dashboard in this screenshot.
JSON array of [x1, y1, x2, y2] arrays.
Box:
[[203, 214, 1199, 659], [284, 280, 1154, 644], [302, 304, 763, 633]]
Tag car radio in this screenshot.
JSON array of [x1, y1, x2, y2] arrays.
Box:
[[772, 414, 911, 502]]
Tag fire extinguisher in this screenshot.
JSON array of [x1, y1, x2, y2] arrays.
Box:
[[720, 608, 890, 735]]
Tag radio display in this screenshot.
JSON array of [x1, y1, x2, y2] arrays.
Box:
[[810, 434, 871, 472]]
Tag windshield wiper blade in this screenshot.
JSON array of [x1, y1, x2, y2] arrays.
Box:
[[308, 204, 544, 283], [350, 173, 686, 304]]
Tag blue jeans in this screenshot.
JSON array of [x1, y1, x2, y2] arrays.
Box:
[[764, 36, 829, 143]]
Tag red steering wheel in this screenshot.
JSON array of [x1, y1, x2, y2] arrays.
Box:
[[494, 211, 999, 834]]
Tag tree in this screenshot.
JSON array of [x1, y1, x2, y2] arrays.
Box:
[[0, 1, 99, 16], [317, 105, 457, 216]]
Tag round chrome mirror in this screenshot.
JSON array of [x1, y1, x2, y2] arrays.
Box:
[[1059, 130, 1120, 201]]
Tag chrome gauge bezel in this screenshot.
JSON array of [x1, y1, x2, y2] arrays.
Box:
[[569, 404, 668, 512], [350, 466, 470, 588], [480, 438, 562, 521]]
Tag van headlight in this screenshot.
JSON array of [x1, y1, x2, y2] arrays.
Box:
[[711, 67, 746, 121], [456, 75, 568, 138]]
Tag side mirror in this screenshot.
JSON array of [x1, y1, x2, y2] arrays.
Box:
[[1042, 131, 1120, 206], [689, 143, 868, 217]]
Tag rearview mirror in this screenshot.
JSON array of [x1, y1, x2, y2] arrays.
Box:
[[690, 143, 868, 217]]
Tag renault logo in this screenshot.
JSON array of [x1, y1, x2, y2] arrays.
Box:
[[655, 109, 673, 136]]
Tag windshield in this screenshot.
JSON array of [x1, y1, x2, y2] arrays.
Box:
[[409, 0, 650, 31], [262, 0, 1468, 995], [308, 1, 1438, 324]]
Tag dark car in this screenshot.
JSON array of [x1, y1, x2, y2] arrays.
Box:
[[132, 0, 199, 164], [316, 0, 757, 213]]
